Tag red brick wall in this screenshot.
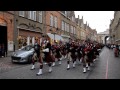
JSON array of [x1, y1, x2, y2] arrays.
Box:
[[46, 11, 61, 34], [0, 12, 14, 41]]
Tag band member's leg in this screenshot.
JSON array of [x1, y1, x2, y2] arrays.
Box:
[[36, 55, 43, 75], [31, 53, 36, 70], [36, 63, 43, 75], [67, 60, 70, 70], [48, 62, 52, 73], [52, 53, 56, 67], [73, 58, 76, 68], [58, 58, 61, 65], [82, 58, 86, 73]]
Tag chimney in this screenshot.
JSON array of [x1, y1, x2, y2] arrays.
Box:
[[82, 16, 83, 20]]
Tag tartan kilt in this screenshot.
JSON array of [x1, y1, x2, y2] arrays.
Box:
[[77, 53, 82, 59], [44, 53, 55, 63], [55, 53, 62, 58], [71, 54, 77, 59], [61, 50, 66, 55]]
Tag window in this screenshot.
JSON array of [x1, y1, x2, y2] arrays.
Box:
[[33, 11, 36, 21], [19, 11, 24, 17], [65, 11, 67, 16], [65, 22, 67, 31], [71, 16, 75, 22], [66, 23, 68, 32], [73, 27, 75, 34], [61, 11, 67, 16], [68, 24, 69, 32], [39, 11, 42, 23], [71, 26, 73, 33], [62, 21, 64, 30], [28, 11, 31, 19], [28, 11, 36, 21], [54, 17, 57, 28], [50, 15, 53, 26]]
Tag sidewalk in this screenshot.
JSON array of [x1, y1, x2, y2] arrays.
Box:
[[7, 51, 14, 57], [0, 51, 13, 60]]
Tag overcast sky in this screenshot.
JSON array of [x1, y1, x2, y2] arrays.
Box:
[[75, 11, 114, 33]]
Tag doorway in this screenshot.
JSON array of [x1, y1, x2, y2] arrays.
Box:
[[0, 25, 7, 56]]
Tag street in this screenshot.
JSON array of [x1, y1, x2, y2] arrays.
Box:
[[0, 47, 120, 79]]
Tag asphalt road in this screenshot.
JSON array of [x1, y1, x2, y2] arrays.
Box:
[[0, 47, 120, 79]]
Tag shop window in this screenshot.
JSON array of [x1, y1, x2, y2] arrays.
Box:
[[30, 37, 32, 45], [18, 36, 27, 49]]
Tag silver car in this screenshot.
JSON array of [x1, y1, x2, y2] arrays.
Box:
[[11, 45, 34, 63]]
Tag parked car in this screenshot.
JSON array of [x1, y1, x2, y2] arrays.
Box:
[[11, 45, 34, 64]]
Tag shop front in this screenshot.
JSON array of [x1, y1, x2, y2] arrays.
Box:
[[61, 34, 70, 43], [18, 29, 42, 49], [47, 33, 64, 45]]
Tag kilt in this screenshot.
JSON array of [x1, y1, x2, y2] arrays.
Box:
[[71, 54, 77, 59], [77, 53, 82, 59], [55, 53, 62, 58], [44, 53, 55, 63]]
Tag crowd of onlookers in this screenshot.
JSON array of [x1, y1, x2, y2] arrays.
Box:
[[106, 44, 120, 56]]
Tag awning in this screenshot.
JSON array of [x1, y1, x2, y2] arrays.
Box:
[[47, 33, 64, 41], [61, 34, 70, 38]]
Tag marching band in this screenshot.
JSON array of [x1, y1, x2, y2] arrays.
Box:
[[30, 39, 103, 75]]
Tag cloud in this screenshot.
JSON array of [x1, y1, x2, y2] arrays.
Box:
[[75, 11, 114, 33]]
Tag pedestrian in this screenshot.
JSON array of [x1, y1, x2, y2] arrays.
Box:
[[1, 44, 5, 57]]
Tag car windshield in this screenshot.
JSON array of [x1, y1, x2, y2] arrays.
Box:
[[21, 46, 33, 51]]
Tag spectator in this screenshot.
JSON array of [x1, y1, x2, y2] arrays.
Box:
[[1, 44, 5, 57]]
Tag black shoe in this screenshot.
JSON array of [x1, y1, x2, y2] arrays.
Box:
[[67, 68, 70, 70]]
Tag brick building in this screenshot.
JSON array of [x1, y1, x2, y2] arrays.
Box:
[[0, 11, 14, 53], [14, 11, 45, 49], [109, 11, 120, 44], [45, 11, 63, 44]]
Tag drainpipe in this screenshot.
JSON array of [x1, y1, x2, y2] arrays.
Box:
[[13, 11, 17, 52]]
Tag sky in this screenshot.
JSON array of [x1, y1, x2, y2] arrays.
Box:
[[75, 11, 114, 33]]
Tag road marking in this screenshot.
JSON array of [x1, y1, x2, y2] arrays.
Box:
[[105, 50, 109, 79]]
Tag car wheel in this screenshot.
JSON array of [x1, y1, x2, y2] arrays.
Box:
[[28, 55, 32, 64]]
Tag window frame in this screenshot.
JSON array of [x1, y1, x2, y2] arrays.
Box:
[[19, 11, 24, 17]]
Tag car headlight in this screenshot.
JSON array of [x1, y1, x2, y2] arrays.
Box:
[[20, 54, 28, 58]]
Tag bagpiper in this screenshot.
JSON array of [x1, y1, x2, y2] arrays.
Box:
[[67, 41, 77, 70], [52, 43, 62, 67], [36, 40, 55, 75], [31, 39, 41, 70]]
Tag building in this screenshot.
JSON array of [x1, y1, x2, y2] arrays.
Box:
[[79, 16, 86, 41], [45, 11, 63, 44], [0, 11, 14, 54], [98, 29, 109, 44], [67, 11, 77, 40], [109, 11, 120, 44], [92, 29, 97, 41], [14, 11, 45, 49], [60, 11, 71, 42]]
